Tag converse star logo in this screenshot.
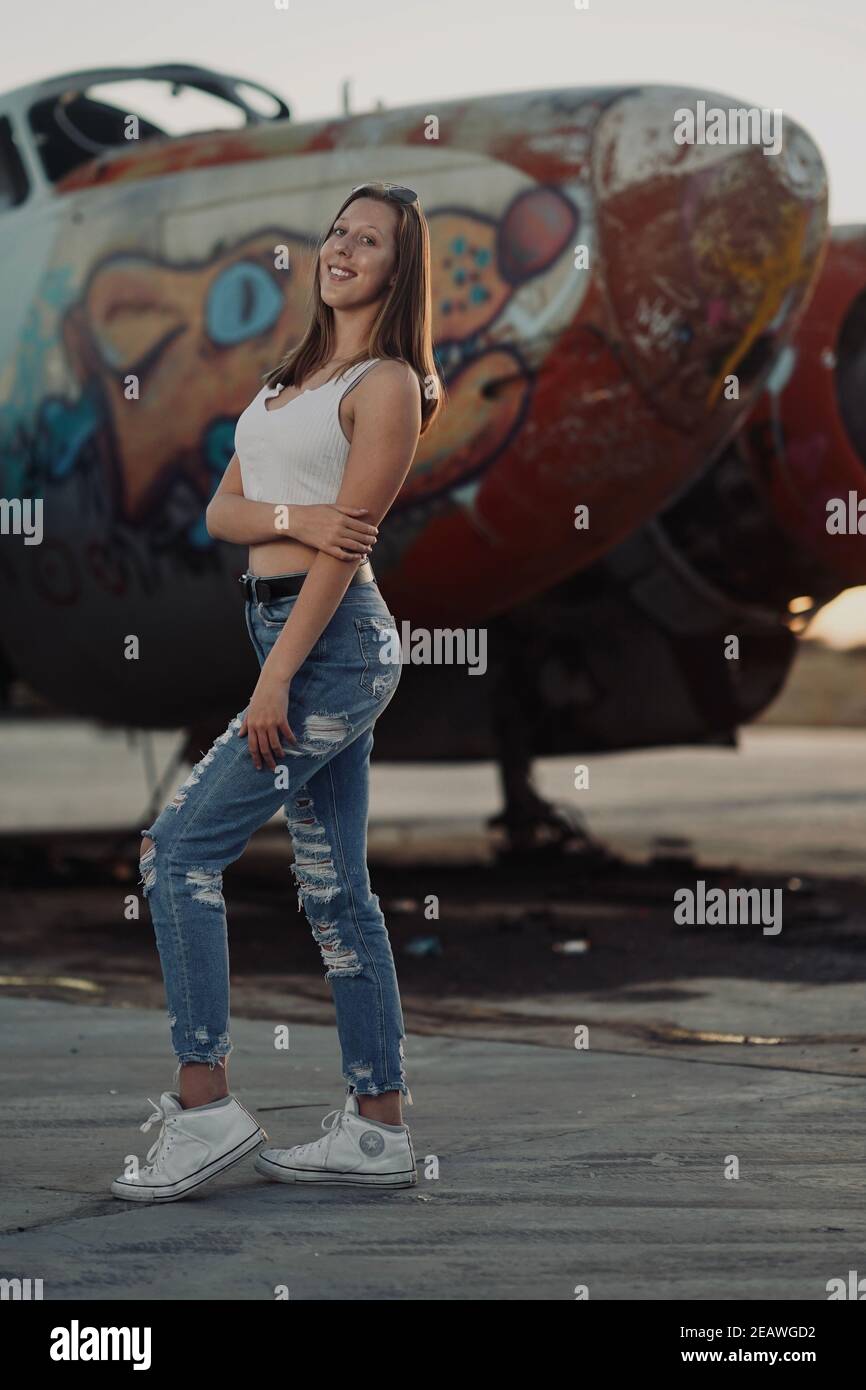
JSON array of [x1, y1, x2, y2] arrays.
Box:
[[359, 1129, 386, 1156]]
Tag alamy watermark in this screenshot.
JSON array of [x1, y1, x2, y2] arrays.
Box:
[[674, 880, 783, 936], [0, 497, 43, 545], [374, 622, 487, 676], [674, 101, 783, 157]]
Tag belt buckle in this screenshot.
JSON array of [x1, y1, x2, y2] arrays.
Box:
[[241, 574, 271, 604]]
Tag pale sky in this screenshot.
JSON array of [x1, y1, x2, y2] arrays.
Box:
[[5, 0, 865, 645], [5, 0, 865, 222]]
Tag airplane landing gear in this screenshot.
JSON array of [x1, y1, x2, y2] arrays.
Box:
[[487, 795, 619, 867]]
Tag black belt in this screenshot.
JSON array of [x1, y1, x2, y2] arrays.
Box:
[[241, 559, 374, 604]]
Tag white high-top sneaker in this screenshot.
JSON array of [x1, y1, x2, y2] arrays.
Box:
[[254, 1092, 417, 1187], [110, 1092, 268, 1203]]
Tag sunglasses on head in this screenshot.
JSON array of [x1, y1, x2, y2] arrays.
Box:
[[351, 182, 418, 206]]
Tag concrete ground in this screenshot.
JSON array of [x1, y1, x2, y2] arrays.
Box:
[[3, 724, 866, 1299], [2, 994, 865, 1301]]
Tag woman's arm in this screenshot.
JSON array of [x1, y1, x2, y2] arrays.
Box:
[[206, 454, 293, 544], [239, 362, 421, 767], [206, 454, 378, 558]]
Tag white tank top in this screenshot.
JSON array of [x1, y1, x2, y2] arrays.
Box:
[[234, 358, 383, 506]]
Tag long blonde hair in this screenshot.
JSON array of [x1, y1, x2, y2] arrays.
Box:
[[263, 183, 444, 436]]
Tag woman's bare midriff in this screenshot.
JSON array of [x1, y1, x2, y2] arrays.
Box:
[[248, 537, 319, 577]]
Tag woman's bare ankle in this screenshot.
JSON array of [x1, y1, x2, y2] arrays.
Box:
[[357, 1090, 403, 1126], [178, 1060, 229, 1109]]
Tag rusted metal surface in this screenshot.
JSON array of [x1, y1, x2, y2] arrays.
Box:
[[734, 226, 866, 585]]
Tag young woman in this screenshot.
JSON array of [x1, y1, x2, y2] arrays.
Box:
[[111, 182, 442, 1202]]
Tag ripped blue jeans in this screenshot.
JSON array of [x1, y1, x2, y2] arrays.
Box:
[[139, 573, 411, 1103]]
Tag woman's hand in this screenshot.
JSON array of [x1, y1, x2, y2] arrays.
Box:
[[291, 504, 378, 560], [238, 669, 296, 770]]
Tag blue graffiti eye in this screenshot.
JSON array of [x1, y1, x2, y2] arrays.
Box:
[[206, 262, 284, 346]]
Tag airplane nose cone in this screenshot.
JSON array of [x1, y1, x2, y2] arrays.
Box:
[[591, 86, 828, 431]]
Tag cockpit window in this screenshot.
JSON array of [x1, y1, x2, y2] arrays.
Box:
[[26, 68, 289, 185], [0, 115, 29, 209], [29, 89, 169, 183]]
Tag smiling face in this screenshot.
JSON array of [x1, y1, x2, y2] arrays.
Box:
[[319, 196, 400, 308]]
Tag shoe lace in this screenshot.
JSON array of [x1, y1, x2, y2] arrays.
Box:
[[291, 1107, 346, 1161], [139, 1097, 176, 1174]]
